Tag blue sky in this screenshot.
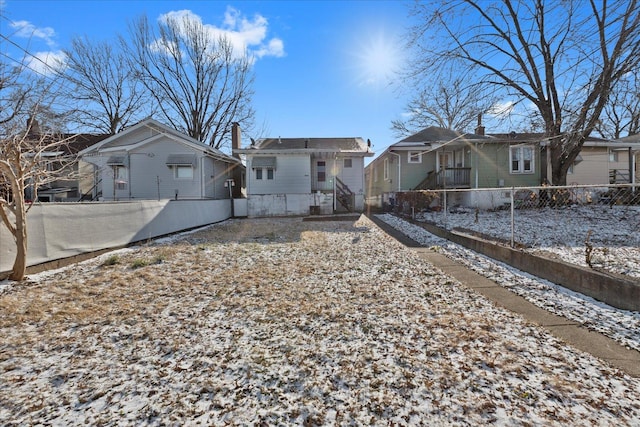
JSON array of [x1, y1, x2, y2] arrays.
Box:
[[1, 0, 414, 157]]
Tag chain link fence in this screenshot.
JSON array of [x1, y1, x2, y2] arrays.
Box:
[[385, 184, 640, 279]]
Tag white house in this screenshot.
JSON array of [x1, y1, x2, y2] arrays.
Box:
[[233, 135, 374, 217], [80, 118, 243, 201]]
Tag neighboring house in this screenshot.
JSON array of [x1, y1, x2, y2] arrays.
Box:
[[366, 125, 640, 210], [80, 118, 243, 201], [537, 134, 640, 187], [35, 134, 110, 202], [15, 120, 110, 202], [576, 134, 640, 186], [233, 135, 374, 217], [365, 126, 543, 209]]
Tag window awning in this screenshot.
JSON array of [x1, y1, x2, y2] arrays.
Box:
[[106, 155, 127, 166], [252, 156, 277, 169], [166, 154, 197, 167]]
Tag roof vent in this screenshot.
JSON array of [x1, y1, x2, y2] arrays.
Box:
[[509, 131, 517, 139]]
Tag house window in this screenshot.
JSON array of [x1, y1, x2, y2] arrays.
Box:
[[344, 158, 353, 168], [114, 165, 128, 189], [267, 168, 274, 180], [510, 146, 535, 174], [408, 151, 422, 163], [317, 161, 326, 182], [454, 150, 464, 167], [609, 151, 618, 162], [256, 169, 263, 180], [383, 158, 389, 180], [174, 165, 193, 179]]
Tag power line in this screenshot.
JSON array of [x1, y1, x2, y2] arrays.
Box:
[[0, 33, 62, 79]]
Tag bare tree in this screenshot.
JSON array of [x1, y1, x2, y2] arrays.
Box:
[[1, 59, 77, 280], [124, 14, 255, 150], [60, 36, 151, 135], [407, 0, 640, 184], [392, 66, 494, 137], [596, 69, 640, 138]]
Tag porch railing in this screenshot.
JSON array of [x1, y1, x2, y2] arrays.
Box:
[[335, 177, 354, 212], [414, 168, 471, 190], [609, 169, 639, 184]]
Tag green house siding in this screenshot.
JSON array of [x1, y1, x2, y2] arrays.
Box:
[[365, 142, 541, 202], [474, 144, 540, 188], [403, 158, 436, 189], [365, 156, 395, 196]]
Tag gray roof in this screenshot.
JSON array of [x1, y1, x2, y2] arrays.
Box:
[[253, 137, 370, 153], [399, 126, 488, 143], [251, 156, 277, 168], [618, 133, 640, 143], [166, 154, 197, 166]]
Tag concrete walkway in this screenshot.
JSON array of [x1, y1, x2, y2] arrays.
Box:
[[367, 214, 640, 378]]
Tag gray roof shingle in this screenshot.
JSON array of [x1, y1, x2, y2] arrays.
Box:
[[255, 137, 369, 152]]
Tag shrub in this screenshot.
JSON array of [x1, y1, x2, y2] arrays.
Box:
[[101, 254, 120, 266]]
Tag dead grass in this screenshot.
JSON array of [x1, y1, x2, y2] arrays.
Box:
[[1, 216, 640, 425]]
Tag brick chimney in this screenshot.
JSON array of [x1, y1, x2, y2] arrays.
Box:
[[232, 122, 241, 159], [475, 113, 485, 136], [27, 117, 41, 136]]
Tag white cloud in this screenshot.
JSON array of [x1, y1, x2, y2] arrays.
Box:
[[254, 38, 285, 59], [158, 7, 284, 61], [487, 100, 516, 117], [10, 20, 56, 47], [26, 50, 66, 76]]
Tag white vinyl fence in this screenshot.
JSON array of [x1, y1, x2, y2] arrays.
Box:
[[1, 199, 232, 274]]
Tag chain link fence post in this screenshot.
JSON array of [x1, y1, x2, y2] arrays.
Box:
[[510, 187, 515, 248]]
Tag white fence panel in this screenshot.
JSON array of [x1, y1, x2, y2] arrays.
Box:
[[1, 199, 231, 273]]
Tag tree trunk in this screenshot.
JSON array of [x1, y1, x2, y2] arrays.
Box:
[[9, 192, 28, 281], [552, 166, 568, 186], [549, 142, 568, 186]]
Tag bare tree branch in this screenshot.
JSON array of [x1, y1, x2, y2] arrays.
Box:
[[59, 36, 151, 135], [124, 14, 255, 150], [1, 57, 76, 280], [392, 65, 495, 137], [406, 0, 640, 184]]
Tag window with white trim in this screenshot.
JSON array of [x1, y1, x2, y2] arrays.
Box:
[[510, 146, 535, 174], [174, 165, 193, 179], [383, 158, 389, 180], [609, 151, 618, 162], [408, 151, 422, 163], [344, 158, 352, 168], [267, 168, 274, 180]]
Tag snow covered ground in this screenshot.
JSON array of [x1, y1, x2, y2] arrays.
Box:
[[1, 216, 640, 426], [376, 214, 640, 353], [415, 205, 640, 278]]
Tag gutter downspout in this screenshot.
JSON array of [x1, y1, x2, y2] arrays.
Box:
[[475, 142, 479, 189], [127, 152, 132, 199], [632, 148, 637, 192], [390, 151, 401, 192], [201, 156, 205, 199]]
